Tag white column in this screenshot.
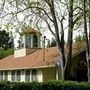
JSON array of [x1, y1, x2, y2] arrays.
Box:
[[37, 36, 40, 48], [36, 33, 40, 48], [31, 34, 33, 48], [15, 71, 17, 82], [22, 35, 26, 48], [8, 71, 11, 81], [21, 70, 25, 82], [24, 35, 26, 48], [30, 70, 32, 82], [37, 70, 43, 82], [56, 69, 59, 80]]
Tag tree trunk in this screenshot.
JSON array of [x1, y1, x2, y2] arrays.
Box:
[[87, 0, 90, 82], [83, 0, 90, 82], [64, 0, 73, 80], [60, 18, 66, 67], [49, 0, 65, 80]]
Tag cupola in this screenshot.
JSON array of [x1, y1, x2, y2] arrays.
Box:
[[20, 27, 41, 48], [14, 27, 42, 58]]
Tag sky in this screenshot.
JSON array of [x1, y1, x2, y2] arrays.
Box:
[[0, 0, 82, 48]]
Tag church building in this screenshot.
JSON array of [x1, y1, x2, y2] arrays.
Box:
[[0, 27, 88, 82]]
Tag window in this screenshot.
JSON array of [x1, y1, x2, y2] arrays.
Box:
[[11, 71, 15, 82], [25, 70, 30, 82], [5, 71, 8, 81], [32, 70, 37, 81], [0, 71, 3, 81], [33, 35, 38, 47], [26, 35, 31, 48], [17, 71, 21, 81]]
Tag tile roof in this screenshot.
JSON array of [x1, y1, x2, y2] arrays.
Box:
[[20, 27, 41, 35], [0, 41, 86, 70], [0, 47, 58, 70]]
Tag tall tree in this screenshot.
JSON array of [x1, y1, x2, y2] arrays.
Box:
[[83, 0, 89, 79], [89, 0, 90, 43], [89, 0, 90, 70], [87, 0, 90, 82], [0, 30, 13, 49], [64, 0, 74, 80]]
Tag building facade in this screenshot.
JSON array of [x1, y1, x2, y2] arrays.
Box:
[[0, 27, 87, 82], [0, 27, 59, 82]]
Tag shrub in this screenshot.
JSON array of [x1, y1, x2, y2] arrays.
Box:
[[0, 48, 14, 59], [0, 80, 89, 90]]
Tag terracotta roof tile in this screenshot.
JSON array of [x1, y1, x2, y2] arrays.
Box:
[[0, 47, 58, 70], [0, 41, 86, 70]]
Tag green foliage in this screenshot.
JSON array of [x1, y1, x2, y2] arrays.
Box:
[[49, 38, 56, 47], [0, 30, 9, 49], [0, 30, 13, 50], [0, 48, 14, 59], [0, 80, 89, 90], [0, 81, 10, 90], [75, 35, 85, 42]]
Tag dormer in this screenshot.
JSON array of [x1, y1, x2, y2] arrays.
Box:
[[14, 27, 42, 58]]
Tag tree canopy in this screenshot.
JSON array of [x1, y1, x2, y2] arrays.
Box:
[[0, 30, 13, 49]]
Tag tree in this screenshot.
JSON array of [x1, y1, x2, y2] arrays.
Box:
[[0, 48, 14, 59], [83, 0, 90, 82], [49, 38, 56, 47], [88, 0, 90, 82], [75, 34, 85, 42], [0, 30, 13, 49], [64, 0, 74, 80], [86, 0, 90, 82]]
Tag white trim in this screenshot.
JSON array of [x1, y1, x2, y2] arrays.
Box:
[[0, 65, 55, 71], [30, 70, 31, 82]]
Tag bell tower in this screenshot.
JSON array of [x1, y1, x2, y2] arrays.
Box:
[[14, 27, 42, 58]]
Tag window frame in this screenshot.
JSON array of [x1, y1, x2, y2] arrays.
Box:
[[11, 71, 15, 82], [25, 70, 30, 82], [5, 71, 8, 81], [31, 69, 37, 82], [17, 70, 21, 81]]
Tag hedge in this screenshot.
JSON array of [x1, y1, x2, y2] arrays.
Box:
[[0, 80, 90, 90]]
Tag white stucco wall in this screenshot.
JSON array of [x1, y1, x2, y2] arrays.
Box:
[[14, 48, 26, 57]]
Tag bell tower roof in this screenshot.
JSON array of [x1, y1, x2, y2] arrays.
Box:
[[20, 27, 42, 35]]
